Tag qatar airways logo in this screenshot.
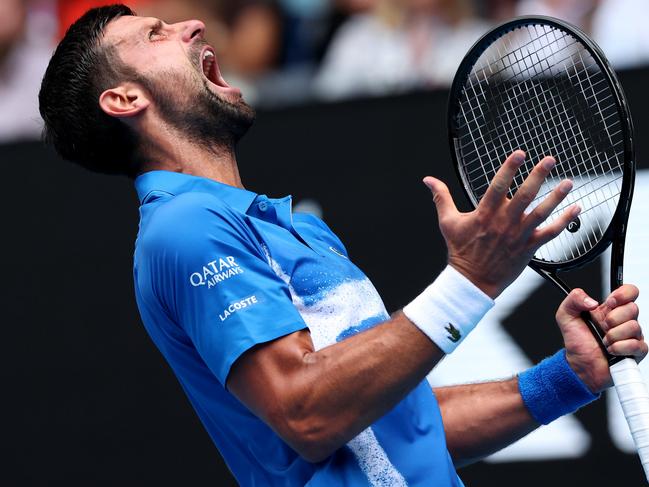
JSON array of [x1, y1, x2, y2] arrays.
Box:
[[189, 256, 244, 289]]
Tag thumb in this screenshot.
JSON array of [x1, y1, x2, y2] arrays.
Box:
[[423, 177, 458, 220], [556, 288, 599, 323]]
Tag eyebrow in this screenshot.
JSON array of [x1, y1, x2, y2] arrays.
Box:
[[147, 19, 163, 34]]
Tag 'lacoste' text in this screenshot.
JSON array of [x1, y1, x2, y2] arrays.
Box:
[[219, 295, 259, 321]]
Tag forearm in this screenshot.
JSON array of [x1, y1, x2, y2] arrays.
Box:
[[437, 349, 601, 467], [435, 378, 537, 467], [230, 266, 494, 462], [258, 312, 445, 461]]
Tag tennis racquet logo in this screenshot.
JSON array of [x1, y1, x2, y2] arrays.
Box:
[[445, 323, 462, 343], [567, 217, 581, 233]]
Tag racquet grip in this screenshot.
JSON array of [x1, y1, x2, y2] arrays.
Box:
[[611, 358, 649, 483]]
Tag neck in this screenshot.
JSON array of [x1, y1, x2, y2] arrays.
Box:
[[137, 124, 244, 188]]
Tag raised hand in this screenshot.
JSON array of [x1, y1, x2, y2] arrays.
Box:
[[424, 150, 580, 298]]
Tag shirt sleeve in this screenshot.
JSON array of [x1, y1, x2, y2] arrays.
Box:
[[143, 193, 308, 385]]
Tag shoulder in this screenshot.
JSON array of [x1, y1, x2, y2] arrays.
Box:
[[137, 191, 256, 258], [150, 190, 232, 223]]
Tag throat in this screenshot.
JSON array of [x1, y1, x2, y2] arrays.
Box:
[[141, 132, 244, 188]]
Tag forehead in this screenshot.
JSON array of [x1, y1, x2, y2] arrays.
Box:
[[103, 15, 156, 48]]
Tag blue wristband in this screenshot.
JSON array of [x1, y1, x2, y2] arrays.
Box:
[[518, 349, 600, 425]]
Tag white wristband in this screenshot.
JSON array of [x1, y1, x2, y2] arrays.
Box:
[[402, 265, 495, 354]]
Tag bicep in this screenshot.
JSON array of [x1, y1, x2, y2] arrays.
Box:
[[227, 328, 316, 426]]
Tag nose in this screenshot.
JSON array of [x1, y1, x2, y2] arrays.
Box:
[[179, 20, 205, 43]]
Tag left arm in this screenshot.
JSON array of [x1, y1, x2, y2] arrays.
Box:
[[436, 284, 648, 466], [435, 377, 535, 467]]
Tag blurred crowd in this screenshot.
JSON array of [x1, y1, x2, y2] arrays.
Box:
[[3, 0, 649, 143]]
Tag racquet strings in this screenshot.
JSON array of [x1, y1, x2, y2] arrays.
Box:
[[454, 23, 625, 265]]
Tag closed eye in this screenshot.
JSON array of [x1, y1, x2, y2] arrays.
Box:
[[148, 20, 164, 40]]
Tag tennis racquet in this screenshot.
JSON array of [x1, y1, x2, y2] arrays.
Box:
[[447, 16, 649, 480]]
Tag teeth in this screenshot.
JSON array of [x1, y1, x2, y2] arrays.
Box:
[[202, 50, 215, 79]]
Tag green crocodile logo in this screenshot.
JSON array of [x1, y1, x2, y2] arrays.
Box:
[[445, 323, 461, 343]]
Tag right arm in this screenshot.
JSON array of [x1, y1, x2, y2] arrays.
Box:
[[227, 150, 578, 462], [228, 312, 442, 462]]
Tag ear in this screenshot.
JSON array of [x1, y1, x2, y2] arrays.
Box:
[[99, 83, 150, 119]]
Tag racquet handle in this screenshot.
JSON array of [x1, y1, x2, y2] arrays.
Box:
[[611, 358, 649, 483]]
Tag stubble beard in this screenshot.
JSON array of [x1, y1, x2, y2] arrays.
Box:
[[142, 64, 256, 153]]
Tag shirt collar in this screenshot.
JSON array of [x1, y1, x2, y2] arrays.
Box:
[[134, 170, 258, 213]]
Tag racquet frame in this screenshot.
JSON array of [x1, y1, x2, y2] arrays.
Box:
[[448, 17, 649, 484], [447, 16, 636, 365]]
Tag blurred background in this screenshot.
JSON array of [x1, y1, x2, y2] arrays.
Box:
[[3, 0, 649, 133], [3, 0, 649, 486]]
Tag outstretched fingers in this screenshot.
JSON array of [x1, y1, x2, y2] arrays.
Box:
[[423, 176, 460, 223], [507, 156, 557, 217], [531, 203, 582, 247], [480, 150, 526, 212], [524, 179, 574, 229]]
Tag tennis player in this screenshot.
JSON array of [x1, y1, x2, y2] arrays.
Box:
[[39, 5, 647, 486]]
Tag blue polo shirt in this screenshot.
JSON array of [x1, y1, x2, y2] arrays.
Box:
[[133, 171, 464, 487]]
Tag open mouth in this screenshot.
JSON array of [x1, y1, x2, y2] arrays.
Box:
[[200, 46, 230, 88]]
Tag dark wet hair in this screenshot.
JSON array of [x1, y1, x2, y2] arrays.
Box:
[[39, 4, 143, 177]]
